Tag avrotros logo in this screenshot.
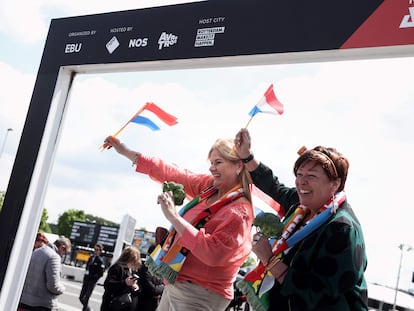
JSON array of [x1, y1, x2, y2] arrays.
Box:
[[158, 32, 178, 50], [400, 4, 414, 28]]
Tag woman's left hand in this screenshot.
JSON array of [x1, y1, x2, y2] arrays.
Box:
[[252, 233, 274, 265], [157, 191, 178, 222]]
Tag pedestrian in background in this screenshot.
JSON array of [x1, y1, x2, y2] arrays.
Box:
[[19, 237, 72, 311], [136, 244, 164, 311], [33, 232, 49, 251], [79, 243, 105, 311], [101, 246, 141, 311]]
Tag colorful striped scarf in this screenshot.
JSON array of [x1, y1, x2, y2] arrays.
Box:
[[146, 185, 245, 284], [238, 191, 346, 311]]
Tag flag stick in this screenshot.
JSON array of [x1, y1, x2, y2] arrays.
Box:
[[244, 115, 254, 129], [99, 103, 148, 151]]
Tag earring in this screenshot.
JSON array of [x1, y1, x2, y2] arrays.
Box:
[[331, 194, 338, 214]]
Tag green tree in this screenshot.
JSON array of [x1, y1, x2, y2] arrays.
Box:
[[49, 223, 58, 234], [57, 209, 86, 237], [39, 208, 51, 233], [85, 214, 118, 227]]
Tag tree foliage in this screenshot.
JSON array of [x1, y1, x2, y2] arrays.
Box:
[[0, 194, 118, 235], [85, 214, 118, 227], [55, 209, 119, 237], [39, 208, 51, 233], [57, 209, 86, 237]]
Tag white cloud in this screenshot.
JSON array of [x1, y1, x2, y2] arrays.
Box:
[[0, 62, 34, 189], [0, 62, 33, 125], [0, 0, 52, 44]]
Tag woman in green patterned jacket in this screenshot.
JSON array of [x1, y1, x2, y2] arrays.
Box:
[[235, 128, 368, 311]]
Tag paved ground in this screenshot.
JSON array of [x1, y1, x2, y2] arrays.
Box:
[[59, 277, 104, 311]]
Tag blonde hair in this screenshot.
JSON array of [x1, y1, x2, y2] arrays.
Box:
[[115, 246, 142, 270], [208, 138, 252, 202]]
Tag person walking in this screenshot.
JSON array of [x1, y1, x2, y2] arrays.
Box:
[[19, 237, 72, 311], [79, 243, 106, 311]]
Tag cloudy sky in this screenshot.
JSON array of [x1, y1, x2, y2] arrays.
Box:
[[1, 0, 414, 297]]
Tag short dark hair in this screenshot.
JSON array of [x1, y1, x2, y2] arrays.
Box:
[[95, 243, 104, 252], [54, 237, 72, 253], [294, 146, 349, 192]]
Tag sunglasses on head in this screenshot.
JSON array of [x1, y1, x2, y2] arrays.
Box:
[[297, 147, 338, 178]]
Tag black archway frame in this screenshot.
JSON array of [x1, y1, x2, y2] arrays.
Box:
[[0, 0, 413, 308]]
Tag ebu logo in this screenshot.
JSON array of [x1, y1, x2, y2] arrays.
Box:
[[64, 43, 82, 53]]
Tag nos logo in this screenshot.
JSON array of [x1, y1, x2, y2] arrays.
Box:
[[128, 38, 148, 48]]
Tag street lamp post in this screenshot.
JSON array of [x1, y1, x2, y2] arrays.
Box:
[[0, 128, 13, 160], [392, 243, 413, 310]]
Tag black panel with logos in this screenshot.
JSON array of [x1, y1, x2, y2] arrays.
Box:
[[43, 0, 383, 68]]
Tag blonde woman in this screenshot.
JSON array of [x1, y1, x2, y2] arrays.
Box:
[[104, 136, 254, 311]]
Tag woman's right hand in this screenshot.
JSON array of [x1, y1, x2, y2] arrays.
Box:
[[103, 135, 132, 157], [103, 136, 121, 151], [103, 136, 139, 164], [125, 276, 138, 289]]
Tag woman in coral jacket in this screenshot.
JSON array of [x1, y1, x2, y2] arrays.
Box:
[[104, 136, 254, 311]]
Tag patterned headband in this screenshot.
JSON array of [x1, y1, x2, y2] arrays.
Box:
[[297, 146, 339, 178]]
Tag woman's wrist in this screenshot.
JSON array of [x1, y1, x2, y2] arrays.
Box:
[[264, 253, 275, 266], [274, 267, 288, 283], [266, 256, 288, 283], [240, 153, 254, 163], [131, 153, 139, 167], [244, 157, 260, 172], [265, 253, 281, 271], [122, 148, 139, 164], [239, 151, 260, 172]]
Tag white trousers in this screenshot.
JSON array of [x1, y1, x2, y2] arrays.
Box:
[[157, 281, 231, 311]]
